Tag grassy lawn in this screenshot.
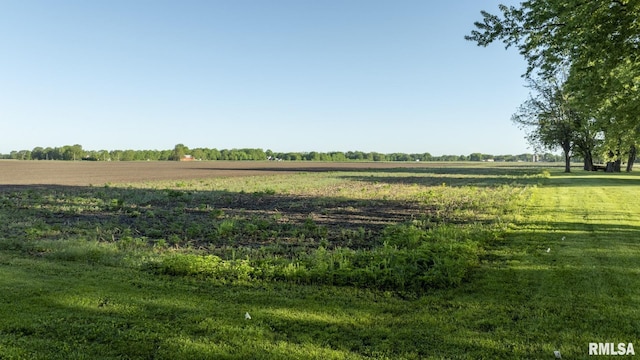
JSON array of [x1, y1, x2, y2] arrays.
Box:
[[0, 165, 638, 359], [483, 171, 640, 357]]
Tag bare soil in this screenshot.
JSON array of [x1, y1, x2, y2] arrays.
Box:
[[1, 161, 513, 250], [0, 161, 445, 249], [0, 160, 442, 186]]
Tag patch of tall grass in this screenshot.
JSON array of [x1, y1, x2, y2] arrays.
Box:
[[143, 222, 500, 294], [10, 220, 503, 295]]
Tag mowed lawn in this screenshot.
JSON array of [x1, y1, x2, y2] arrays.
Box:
[[452, 171, 640, 358], [0, 165, 638, 359], [498, 172, 640, 356]]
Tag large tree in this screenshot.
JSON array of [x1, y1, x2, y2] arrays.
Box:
[[466, 1, 639, 80], [572, 116, 601, 171], [467, 1, 640, 171], [512, 75, 579, 172], [171, 143, 188, 161]]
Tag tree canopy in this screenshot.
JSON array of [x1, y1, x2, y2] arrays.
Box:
[[467, 0, 640, 171], [3, 144, 552, 163]]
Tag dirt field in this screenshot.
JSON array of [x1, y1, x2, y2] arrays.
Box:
[[0, 160, 457, 249], [0, 159, 533, 251], [0, 160, 454, 186]]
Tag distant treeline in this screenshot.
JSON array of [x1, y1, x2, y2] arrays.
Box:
[[3, 144, 564, 162]]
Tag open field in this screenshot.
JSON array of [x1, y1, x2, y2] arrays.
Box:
[[0, 160, 546, 186], [1, 162, 639, 359]]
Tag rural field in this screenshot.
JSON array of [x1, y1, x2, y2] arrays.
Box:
[[0, 161, 638, 359], [0, 160, 471, 186]]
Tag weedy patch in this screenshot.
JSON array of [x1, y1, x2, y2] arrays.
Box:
[[0, 166, 534, 295]]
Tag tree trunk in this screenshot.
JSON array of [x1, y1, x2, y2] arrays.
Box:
[[615, 148, 622, 172], [606, 150, 622, 172], [614, 158, 622, 172], [607, 160, 622, 172], [563, 150, 571, 173], [606, 162, 615, 172], [626, 145, 636, 172], [583, 151, 594, 171]]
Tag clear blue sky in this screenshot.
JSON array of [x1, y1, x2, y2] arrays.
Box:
[[0, 0, 531, 156]]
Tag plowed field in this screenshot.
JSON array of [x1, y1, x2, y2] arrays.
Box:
[[0, 160, 460, 186]]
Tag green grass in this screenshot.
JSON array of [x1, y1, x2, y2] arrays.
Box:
[[483, 171, 640, 357], [1, 165, 639, 358]]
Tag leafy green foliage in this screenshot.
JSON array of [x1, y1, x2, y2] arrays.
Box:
[[467, 1, 640, 170], [140, 222, 490, 294], [6, 143, 548, 163], [153, 253, 253, 282]]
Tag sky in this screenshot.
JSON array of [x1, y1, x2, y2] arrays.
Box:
[[0, 0, 532, 156]]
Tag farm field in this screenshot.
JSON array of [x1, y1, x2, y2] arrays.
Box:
[[0, 161, 638, 359], [0, 160, 511, 186]]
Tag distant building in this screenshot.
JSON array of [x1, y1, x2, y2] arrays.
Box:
[[180, 155, 195, 161]]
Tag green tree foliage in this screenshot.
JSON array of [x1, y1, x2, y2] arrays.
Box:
[[171, 144, 188, 161], [466, 1, 639, 81], [59, 144, 85, 161], [511, 74, 587, 172], [7, 144, 549, 163], [467, 1, 640, 171]]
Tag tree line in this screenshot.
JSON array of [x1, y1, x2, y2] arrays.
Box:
[[467, 1, 640, 172], [1, 144, 561, 162]]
